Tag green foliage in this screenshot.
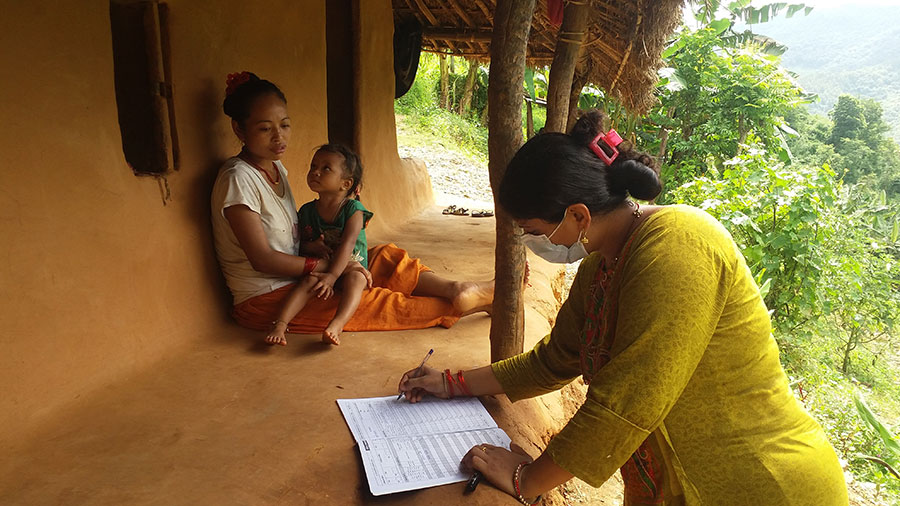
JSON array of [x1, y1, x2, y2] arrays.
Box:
[[824, 95, 900, 193], [790, 366, 900, 498], [395, 53, 490, 161], [395, 72, 436, 114], [855, 394, 900, 470], [652, 27, 807, 184], [669, 146, 836, 331], [396, 53, 551, 160], [819, 186, 900, 375]]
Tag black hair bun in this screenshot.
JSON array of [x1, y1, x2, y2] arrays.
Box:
[[610, 158, 662, 201], [222, 72, 286, 123]]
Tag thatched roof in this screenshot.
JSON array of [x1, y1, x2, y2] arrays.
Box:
[[392, 0, 684, 112]]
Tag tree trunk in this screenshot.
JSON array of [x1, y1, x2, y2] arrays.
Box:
[[545, 0, 590, 133], [458, 62, 478, 116], [657, 128, 669, 160], [449, 56, 456, 107], [657, 107, 675, 161], [565, 66, 588, 133], [737, 115, 749, 155], [439, 53, 449, 110], [488, 0, 535, 362], [526, 98, 534, 138], [841, 328, 858, 375]]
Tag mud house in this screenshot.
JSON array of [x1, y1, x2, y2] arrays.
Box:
[[0, 1, 681, 503]]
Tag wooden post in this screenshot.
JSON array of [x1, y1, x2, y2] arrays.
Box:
[[545, 1, 590, 133], [565, 65, 588, 133], [488, 0, 536, 362]]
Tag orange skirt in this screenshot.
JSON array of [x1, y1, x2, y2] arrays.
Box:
[[231, 243, 461, 333]]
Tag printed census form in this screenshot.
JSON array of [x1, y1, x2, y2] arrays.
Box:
[[336, 396, 512, 496]]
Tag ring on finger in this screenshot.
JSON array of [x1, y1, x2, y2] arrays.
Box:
[[480, 445, 488, 453]]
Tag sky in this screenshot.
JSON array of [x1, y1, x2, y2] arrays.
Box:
[[682, 0, 900, 27], [798, 0, 900, 6]]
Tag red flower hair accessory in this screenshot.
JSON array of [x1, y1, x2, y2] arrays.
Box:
[[225, 71, 253, 96]]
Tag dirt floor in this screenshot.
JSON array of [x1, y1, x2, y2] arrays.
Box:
[[0, 205, 624, 505]]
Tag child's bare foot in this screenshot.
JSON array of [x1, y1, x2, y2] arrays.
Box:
[[321, 323, 342, 345], [265, 320, 289, 346], [451, 280, 495, 316]]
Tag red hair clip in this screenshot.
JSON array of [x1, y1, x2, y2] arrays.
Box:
[[225, 71, 252, 96], [589, 129, 623, 165]]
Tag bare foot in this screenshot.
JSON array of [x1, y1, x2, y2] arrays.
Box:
[[321, 323, 342, 346], [451, 280, 495, 316], [265, 322, 288, 346]]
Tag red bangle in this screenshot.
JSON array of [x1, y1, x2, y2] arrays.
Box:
[[444, 369, 456, 398], [303, 256, 318, 274], [457, 370, 472, 396]]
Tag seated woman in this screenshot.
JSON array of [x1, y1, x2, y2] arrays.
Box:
[[211, 72, 493, 343], [398, 111, 847, 504]]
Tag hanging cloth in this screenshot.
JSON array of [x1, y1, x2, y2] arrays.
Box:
[[548, 0, 565, 26]]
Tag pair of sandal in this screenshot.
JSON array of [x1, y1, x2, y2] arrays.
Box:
[[442, 205, 494, 218], [442, 204, 469, 216]]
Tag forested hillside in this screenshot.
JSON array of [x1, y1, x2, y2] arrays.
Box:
[[749, 5, 900, 139]]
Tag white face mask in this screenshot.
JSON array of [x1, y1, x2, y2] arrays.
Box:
[[520, 218, 588, 264]]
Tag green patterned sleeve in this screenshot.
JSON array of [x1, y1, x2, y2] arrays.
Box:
[[491, 254, 602, 401], [544, 213, 735, 486]]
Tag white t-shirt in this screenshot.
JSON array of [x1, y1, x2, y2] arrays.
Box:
[[211, 157, 299, 304]]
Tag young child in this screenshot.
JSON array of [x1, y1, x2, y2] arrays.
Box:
[[265, 144, 373, 346]]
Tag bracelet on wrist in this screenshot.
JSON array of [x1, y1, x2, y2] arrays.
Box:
[[303, 256, 318, 274], [444, 369, 456, 398], [457, 370, 472, 396], [513, 461, 541, 505]]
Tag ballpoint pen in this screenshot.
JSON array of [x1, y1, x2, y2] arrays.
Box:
[[397, 348, 434, 400]]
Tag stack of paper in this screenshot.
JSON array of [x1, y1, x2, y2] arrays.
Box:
[[337, 396, 512, 496]]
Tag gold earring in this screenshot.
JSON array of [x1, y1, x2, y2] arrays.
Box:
[[579, 230, 589, 244]]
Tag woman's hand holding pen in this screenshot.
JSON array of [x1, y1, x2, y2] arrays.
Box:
[[461, 443, 535, 499], [397, 366, 448, 403]]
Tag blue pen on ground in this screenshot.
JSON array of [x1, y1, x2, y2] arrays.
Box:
[[464, 470, 482, 493], [397, 348, 434, 400]]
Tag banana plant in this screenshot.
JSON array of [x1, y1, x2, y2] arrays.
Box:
[[854, 393, 900, 480]]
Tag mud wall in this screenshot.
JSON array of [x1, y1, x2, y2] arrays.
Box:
[[351, 0, 434, 233], [0, 0, 431, 448]]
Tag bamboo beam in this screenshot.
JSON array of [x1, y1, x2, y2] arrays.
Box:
[[446, 0, 474, 27], [423, 27, 493, 42], [473, 0, 491, 19], [411, 0, 438, 25]]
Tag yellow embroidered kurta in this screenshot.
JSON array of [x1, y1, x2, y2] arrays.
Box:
[[492, 205, 847, 505]]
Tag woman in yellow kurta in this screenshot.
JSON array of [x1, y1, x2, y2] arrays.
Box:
[[398, 110, 847, 505]]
